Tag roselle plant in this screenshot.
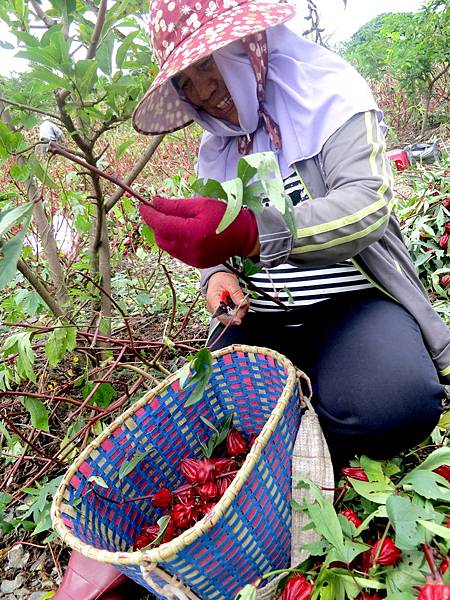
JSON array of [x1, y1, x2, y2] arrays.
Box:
[[235, 419, 450, 600]]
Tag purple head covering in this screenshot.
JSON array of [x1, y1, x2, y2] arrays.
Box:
[[187, 21, 385, 182]]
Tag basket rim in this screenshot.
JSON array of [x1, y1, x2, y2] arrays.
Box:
[[51, 344, 299, 566]]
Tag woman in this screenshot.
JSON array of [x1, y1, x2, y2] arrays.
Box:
[[55, 0, 448, 597], [134, 0, 448, 465]]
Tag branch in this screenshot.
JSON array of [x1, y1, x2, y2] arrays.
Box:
[[0, 96, 62, 122], [430, 62, 449, 87], [16, 258, 63, 317], [30, 0, 57, 28], [105, 135, 164, 212], [86, 0, 108, 59], [48, 142, 152, 205], [55, 92, 91, 154]]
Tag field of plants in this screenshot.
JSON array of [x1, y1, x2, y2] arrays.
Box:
[[0, 0, 448, 598]]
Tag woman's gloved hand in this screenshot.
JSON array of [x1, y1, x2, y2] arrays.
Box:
[[139, 196, 259, 268], [206, 272, 249, 326]]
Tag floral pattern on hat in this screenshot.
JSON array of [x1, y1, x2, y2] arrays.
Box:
[[133, 0, 296, 135]]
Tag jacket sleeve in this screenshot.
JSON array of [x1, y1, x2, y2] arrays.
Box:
[[256, 110, 394, 268]]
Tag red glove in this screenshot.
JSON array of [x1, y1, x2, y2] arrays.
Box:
[[139, 196, 258, 268]]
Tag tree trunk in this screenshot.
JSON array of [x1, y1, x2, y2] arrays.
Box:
[[420, 86, 433, 137]]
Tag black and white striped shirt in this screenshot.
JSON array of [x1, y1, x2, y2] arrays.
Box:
[[245, 172, 374, 312]]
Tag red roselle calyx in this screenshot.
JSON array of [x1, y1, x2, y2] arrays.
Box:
[[440, 275, 450, 287], [180, 457, 214, 484], [174, 487, 195, 505], [445, 222, 450, 232], [439, 234, 449, 250], [226, 428, 248, 456], [434, 465, 450, 482], [356, 594, 382, 600], [417, 579, 450, 599], [439, 557, 449, 575], [279, 574, 314, 600], [197, 481, 218, 501], [370, 537, 402, 566], [171, 503, 198, 529], [216, 474, 234, 497], [211, 457, 236, 475], [151, 487, 172, 509], [133, 521, 174, 549], [341, 467, 369, 482], [340, 508, 363, 528]]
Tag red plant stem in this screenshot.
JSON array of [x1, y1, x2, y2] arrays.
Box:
[[70, 345, 126, 418], [91, 469, 240, 506], [0, 390, 104, 412], [77, 271, 137, 354], [1, 415, 64, 466], [333, 483, 348, 507], [56, 375, 145, 463], [422, 543, 442, 581], [48, 142, 152, 206]]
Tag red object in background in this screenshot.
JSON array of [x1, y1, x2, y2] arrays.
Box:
[[386, 149, 410, 171]]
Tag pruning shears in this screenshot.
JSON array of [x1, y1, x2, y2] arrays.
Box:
[[213, 290, 236, 318]]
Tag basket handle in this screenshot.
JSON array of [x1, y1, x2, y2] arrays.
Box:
[[296, 368, 313, 406], [141, 561, 202, 600]]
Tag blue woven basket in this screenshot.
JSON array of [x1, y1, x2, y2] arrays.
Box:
[[51, 345, 302, 600]]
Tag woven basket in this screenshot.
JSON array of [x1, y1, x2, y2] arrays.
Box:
[[51, 345, 302, 600]]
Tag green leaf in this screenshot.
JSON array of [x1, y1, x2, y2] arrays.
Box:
[[386, 495, 437, 550], [28, 155, 58, 189], [401, 470, 450, 502], [96, 31, 115, 75], [45, 324, 77, 368], [304, 483, 345, 553], [347, 478, 394, 504], [438, 411, 450, 430], [0, 203, 33, 238], [82, 382, 117, 408], [115, 139, 135, 159], [417, 519, 450, 541], [406, 447, 450, 473], [360, 455, 389, 483], [116, 31, 139, 69], [141, 224, 155, 247], [237, 156, 258, 185], [2, 331, 36, 383], [216, 179, 243, 234], [191, 178, 227, 200], [182, 348, 213, 407], [234, 585, 257, 600], [87, 476, 108, 488], [0, 224, 30, 289], [9, 162, 30, 182], [118, 451, 146, 480], [30, 67, 71, 91], [385, 549, 427, 594], [21, 396, 49, 432], [74, 59, 98, 96]]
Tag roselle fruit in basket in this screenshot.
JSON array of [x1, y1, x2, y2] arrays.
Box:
[[133, 416, 250, 551], [134, 520, 175, 549]]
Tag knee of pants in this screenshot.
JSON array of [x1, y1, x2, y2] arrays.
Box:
[[316, 375, 444, 452]]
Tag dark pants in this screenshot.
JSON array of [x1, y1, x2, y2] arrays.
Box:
[[209, 290, 444, 470]]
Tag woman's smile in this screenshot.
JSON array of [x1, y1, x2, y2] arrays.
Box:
[[173, 56, 240, 125]]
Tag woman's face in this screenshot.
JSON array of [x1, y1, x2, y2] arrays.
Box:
[[173, 56, 239, 126]]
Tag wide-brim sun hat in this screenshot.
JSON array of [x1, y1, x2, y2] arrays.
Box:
[[132, 0, 296, 136]]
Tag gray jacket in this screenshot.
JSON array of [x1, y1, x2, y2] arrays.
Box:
[[200, 111, 450, 382]]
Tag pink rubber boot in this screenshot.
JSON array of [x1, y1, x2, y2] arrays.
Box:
[[53, 550, 131, 600]]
